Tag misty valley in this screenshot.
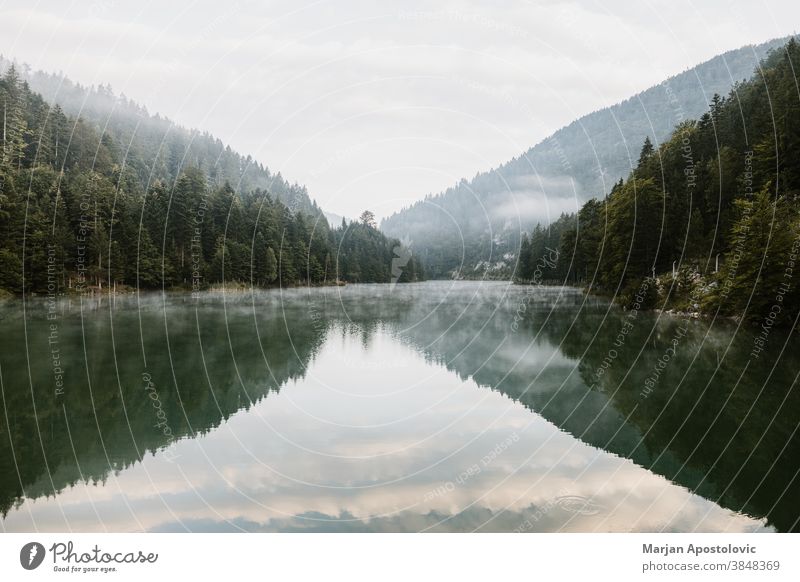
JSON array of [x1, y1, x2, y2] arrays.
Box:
[[2, 21, 800, 540]]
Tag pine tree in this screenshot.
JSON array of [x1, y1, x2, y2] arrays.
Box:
[[638, 136, 654, 168], [1, 66, 28, 171]]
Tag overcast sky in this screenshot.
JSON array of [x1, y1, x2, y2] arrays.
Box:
[[1, 0, 797, 219]]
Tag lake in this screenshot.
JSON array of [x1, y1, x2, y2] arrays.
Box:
[[1, 281, 798, 532]]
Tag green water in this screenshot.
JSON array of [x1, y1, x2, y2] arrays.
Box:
[[1, 281, 797, 532]]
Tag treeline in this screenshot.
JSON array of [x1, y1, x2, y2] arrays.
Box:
[[516, 39, 800, 325], [335, 212, 424, 283], [0, 66, 423, 294], [0, 56, 319, 216]]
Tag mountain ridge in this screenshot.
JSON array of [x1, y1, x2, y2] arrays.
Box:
[[381, 35, 795, 278], [0, 55, 320, 217]]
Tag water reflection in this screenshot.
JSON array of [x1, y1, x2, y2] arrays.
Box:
[[0, 282, 796, 532]]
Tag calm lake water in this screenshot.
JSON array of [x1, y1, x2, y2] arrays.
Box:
[[1, 281, 798, 532]]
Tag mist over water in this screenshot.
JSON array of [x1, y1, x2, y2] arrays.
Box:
[[1, 281, 796, 532]]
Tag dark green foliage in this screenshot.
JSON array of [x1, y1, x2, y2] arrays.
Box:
[[516, 39, 800, 325], [0, 67, 423, 293], [703, 185, 800, 322], [0, 58, 320, 217], [332, 218, 423, 284], [515, 215, 573, 282]]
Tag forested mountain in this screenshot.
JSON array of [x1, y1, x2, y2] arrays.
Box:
[[0, 65, 423, 294], [516, 39, 800, 326], [382, 36, 793, 278], [0, 56, 318, 216]]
